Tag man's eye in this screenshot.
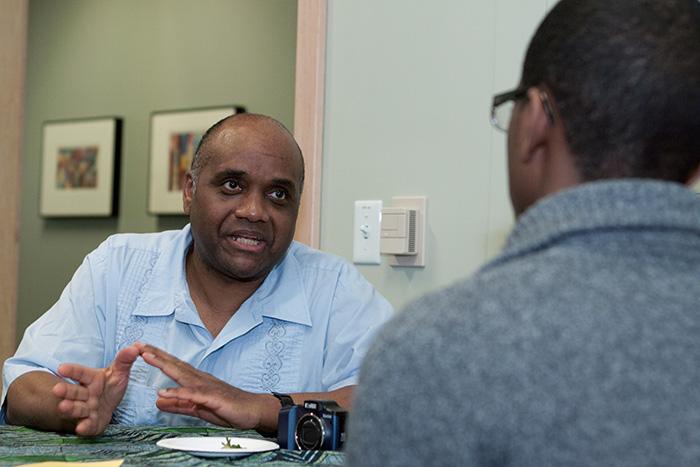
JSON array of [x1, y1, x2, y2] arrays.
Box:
[[268, 189, 287, 201], [223, 180, 241, 191]]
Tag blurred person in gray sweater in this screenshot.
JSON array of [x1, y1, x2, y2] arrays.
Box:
[[347, 0, 700, 466]]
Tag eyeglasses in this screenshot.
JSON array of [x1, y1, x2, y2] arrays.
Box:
[[490, 86, 556, 132], [490, 87, 528, 132]]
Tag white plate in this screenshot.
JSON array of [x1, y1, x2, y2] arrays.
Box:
[[156, 436, 280, 458]]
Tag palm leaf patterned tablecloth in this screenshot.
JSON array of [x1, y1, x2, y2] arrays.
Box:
[[0, 425, 344, 466]]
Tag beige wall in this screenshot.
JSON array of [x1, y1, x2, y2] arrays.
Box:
[[321, 0, 556, 310]]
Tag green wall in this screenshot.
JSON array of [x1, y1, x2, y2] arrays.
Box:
[[18, 0, 297, 337]]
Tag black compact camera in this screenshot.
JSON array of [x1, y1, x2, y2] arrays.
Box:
[[277, 400, 347, 450]]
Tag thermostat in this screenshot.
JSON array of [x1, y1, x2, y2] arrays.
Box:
[[380, 208, 417, 255]]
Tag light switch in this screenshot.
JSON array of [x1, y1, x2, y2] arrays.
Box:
[[353, 200, 382, 264]]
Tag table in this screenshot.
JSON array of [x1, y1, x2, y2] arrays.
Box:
[[0, 425, 344, 466]]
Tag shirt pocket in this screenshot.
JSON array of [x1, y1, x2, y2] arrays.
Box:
[[111, 314, 168, 424], [112, 357, 159, 424]]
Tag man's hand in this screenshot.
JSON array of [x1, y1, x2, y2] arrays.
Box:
[[135, 343, 274, 430], [52, 345, 140, 436]]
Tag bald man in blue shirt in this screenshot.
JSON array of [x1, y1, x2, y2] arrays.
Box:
[[2, 114, 393, 436]]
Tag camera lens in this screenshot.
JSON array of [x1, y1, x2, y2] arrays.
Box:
[[294, 414, 325, 450]]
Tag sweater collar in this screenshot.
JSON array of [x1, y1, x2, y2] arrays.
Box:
[[499, 180, 700, 261]]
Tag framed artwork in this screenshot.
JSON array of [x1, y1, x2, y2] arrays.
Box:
[[148, 106, 244, 215], [40, 117, 121, 217]]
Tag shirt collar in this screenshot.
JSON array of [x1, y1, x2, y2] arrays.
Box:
[[253, 242, 313, 327], [207, 250, 314, 356], [131, 228, 312, 328]]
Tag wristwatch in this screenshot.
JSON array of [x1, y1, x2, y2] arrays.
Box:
[[272, 392, 294, 408]]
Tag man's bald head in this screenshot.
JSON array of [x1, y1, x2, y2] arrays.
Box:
[[190, 113, 305, 193]]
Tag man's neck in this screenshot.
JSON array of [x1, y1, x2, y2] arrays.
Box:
[[185, 248, 265, 338]]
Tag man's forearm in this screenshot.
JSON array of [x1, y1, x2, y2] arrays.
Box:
[[5, 371, 77, 433]]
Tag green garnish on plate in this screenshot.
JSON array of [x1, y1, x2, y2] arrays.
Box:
[[221, 437, 243, 449]]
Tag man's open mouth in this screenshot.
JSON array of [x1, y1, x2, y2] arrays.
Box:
[[233, 235, 261, 246], [227, 231, 267, 252]]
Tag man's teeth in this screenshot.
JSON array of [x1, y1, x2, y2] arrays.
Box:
[[234, 236, 261, 246]]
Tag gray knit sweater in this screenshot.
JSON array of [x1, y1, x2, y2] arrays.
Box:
[[347, 180, 700, 467]]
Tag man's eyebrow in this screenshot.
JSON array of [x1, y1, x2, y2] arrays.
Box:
[[212, 169, 246, 181], [211, 171, 298, 191], [270, 178, 297, 190]]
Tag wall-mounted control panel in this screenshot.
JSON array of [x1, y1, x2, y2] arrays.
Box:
[[382, 196, 426, 267], [352, 196, 426, 267], [380, 207, 417, 255]]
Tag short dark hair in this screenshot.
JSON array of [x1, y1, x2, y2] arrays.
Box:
[[190, 113, 305, 192], [522, 0, 700, 182]]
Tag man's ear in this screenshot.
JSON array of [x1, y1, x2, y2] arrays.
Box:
[[518, 87, 553, 165], [183, 172, 194, 215], [685, 164, 700, 188]]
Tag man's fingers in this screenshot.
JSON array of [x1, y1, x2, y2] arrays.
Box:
[[138, 345, 201, 386], [134, 343, 176, 363], [138, 351, 165, 371], [161, 397, 197, 410], [57, 398, 90, 420], [155, 397, 197, 415], [57, 363, 97, 386], [53, 357, 125, 437], [52, 381, 89, 402], [111, 345, 140, 374], [158, 387, 218, 409], [155, 398, 229, 427], [75, 418, 99, 437], [157, 386, 195, 400], [139, 345, 183, 370]]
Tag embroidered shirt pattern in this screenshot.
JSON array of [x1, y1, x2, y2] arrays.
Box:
[[261, 320, 287, 391]]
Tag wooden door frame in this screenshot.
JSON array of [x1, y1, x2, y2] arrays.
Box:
[[0, 0, 27, 376], [293, 0, 326, 248]]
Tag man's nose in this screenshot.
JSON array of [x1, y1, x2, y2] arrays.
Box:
[[234, 192, 269, 222]]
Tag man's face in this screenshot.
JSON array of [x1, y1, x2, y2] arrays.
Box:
[[184, 120, 303, 283]]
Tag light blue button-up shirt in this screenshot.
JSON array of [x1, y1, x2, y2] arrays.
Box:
[[1, 225, 393, 425]]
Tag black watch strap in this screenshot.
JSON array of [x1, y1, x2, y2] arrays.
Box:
[[272, 392, 294, 408]]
